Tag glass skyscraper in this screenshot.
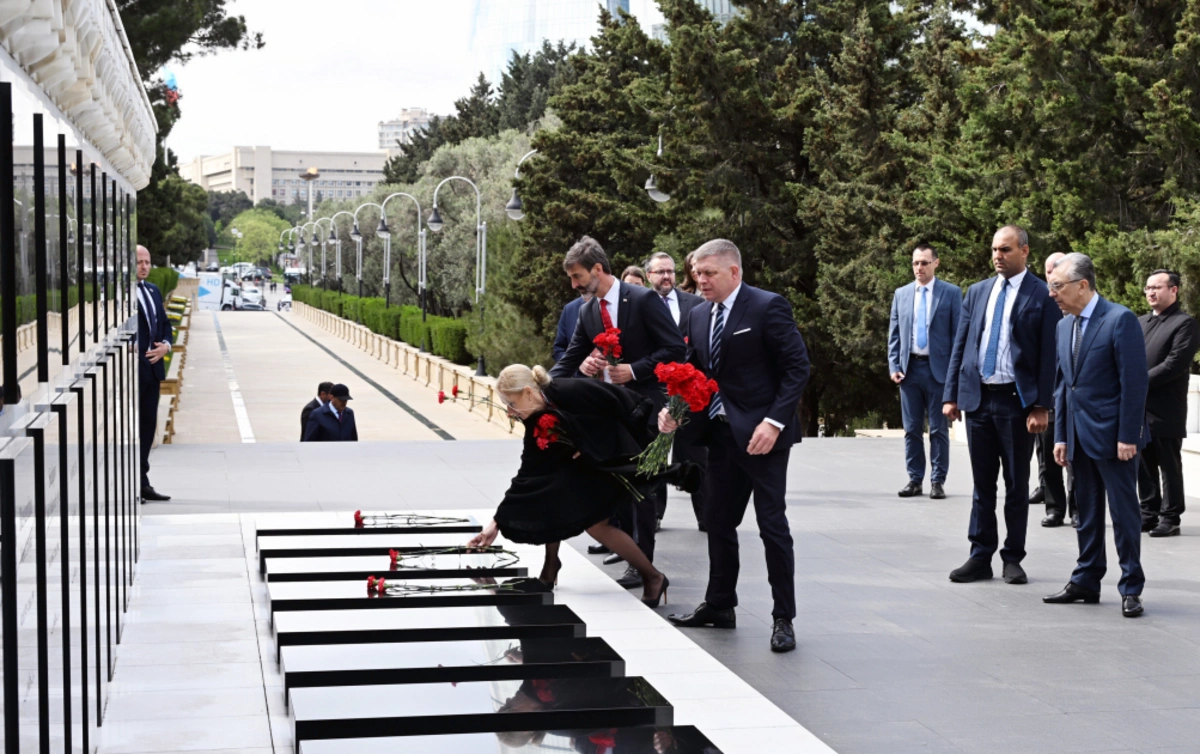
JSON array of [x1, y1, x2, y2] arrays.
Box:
[[470, 0, 631, 85]]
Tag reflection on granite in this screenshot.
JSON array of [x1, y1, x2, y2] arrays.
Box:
[[265, 551, 533, 582], [297, 725, 721, 753]]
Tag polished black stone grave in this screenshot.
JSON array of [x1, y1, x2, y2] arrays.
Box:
[[254, 513, 481, 542], [296, 725, 721, 753], [266, 577, 551, 615], [288, 676, 672, 750], [280, 637, 623, 697], [272, 605, 584, 659], [257, 533, 478, 573], [263, 551, 531, 582]]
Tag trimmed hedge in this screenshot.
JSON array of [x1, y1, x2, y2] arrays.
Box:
[[291, 285, 472, 365], [145, 267, 180, 296]]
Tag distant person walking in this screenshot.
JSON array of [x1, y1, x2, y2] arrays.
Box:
[[136, 245, 175, 502], [303, 384, 359, 442], [887, 243, 961, 500], [1138, 269, 1199, 538], [301, 381, 334, 441]]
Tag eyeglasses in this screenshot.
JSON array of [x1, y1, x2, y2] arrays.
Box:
[[1048, 279, 1083, 292], [912, 260, 933, 267], [1144, 285, 1171, 293], [647, 269, 676, 276]]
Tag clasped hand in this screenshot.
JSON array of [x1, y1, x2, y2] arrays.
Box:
[[580, 349, 632, 383], [145, 341, 169, 364]]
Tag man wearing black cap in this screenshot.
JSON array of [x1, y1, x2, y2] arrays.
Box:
[[302, 383, 358, 442]]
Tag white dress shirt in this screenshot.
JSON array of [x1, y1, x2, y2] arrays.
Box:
[[659, 288, 680, 325], [911, 277, 936, 356], [600, 281, 623, 383], [977, 269, 1027, 384]]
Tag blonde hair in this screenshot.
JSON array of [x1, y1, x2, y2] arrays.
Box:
[[496, 364, 551, 396]]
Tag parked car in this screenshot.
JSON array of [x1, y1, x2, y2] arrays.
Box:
[[239, 302, 265, 311], [205, 263, 219, 272]]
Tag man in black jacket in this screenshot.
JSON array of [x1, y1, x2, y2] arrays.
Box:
[[1138, 270, 1199, 537], [136, 246, 175, 502], [300, 382, 334, 441], [303, 384, 359, 442], [550, 237, 686, 585]]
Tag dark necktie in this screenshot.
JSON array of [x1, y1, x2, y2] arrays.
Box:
[[1072, 316, 1084, 371], [661, 295, 670, 307], [982, 280, 1007, 378], [600, 299, 614, 330], [708, 302, 726, 419], [139, 282, 156, 334]]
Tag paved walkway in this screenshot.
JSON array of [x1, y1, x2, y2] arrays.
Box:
[[170, 294, 513, 444]]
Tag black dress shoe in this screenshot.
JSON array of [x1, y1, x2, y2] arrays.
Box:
[[616, 565, 643, 589], [949, 558, 993, 583], [1043, 582, 1100, 604], [141, 487, 171, 502], [667, 602, 736, 628], [770, 618, 796, 653], [1041, 513, 1064, 527], [1122, 595, 1144, 617], [930, 482, 946, 500], [1002, 562, 1027, 584], [1148, 522, 1181, 538], [587, 543, 611, 555], [898, 481, 923, 498], [1028, 488, 1045, 506], [603, 552, 625, 566]]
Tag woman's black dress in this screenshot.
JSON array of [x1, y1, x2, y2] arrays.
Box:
[[493, 378, 655, 545]]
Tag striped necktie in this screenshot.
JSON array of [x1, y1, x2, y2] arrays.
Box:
[[139, 282, 156, 334], [708, 302, 725, 419]]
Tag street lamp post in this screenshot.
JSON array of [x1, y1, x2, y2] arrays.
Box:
[[351, 202, 385, 305], [325, 210, 355, 294], [645, 133, 671, 203], [427, 175, 487, 376], [230, 227, 244, 265], [505, 149, 538, 221], [378, 192, 425, 317]]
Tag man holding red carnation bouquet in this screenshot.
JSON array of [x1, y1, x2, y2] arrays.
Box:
[[658, 239, 810, 653], [550, 236, 686, 587]]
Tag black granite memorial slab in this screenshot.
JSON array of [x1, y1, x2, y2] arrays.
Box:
[[272, 605, 584, 659], [281, 637, 623, 697], [264, 551, 531, 582], [267, 578, 552, 616], [255, 512, 482, 542], [257, 533, 478, 574], [288, 676, 672, 751], [296, 725, 721, 753]]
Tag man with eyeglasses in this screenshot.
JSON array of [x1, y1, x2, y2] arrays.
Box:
[[888, 243, 961, 500], [1044, 253, 1148, 618], [647, 251, 707, 530], [1137, 269, 1199, 538], [944, 225, 1061, 586]]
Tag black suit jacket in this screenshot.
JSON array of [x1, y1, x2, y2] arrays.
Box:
[[303, 405, 359, 442], [1140, 302, 1200, 438], [549, 281, 686, 407], [137, 281, 174, 381], [681, 284, 811, 449], [674, 289, 703, 334], [300, 398, 322, 440]]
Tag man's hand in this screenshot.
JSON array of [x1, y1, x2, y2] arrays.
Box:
[[579, 349, 605, 377], [1117, 442, 1138, 462], [145, 341, 170, 364], [891, 371, 904, 384], [1026, 407, 1049, 434], [747, 421, 781, 455], [606, 363, 634, 384], [658, 408, 679, 434], [1054, 443, 1067, 467], [943, 402, 960, 422]]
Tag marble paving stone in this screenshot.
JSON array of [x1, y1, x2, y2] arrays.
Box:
[[113, 640, 261, 667], [93, 715, 273, 753], [109, 662, 268, 692], [104, 688, 269, 721]]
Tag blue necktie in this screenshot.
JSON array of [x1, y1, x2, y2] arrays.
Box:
[[981, 281, 1008, 379], [708, 303, 725, 419], [916, 286, 928, 350]]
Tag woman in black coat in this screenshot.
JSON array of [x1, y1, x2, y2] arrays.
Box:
[[468, 364, 671, 607]]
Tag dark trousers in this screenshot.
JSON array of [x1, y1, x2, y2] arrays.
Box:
[[1070, 439, 1145, 596], [899, 356, 949, 484], [703, 422, 795, 620], [1035, 414, 1076, 518], [138, 366, 161, 491], [658, 421, 708, 525], [965, 385, 1034, 564], [1138, 435, 1185, 526]]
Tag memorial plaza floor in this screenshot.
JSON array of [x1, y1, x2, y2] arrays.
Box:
[[105, 302, 1200, 754]]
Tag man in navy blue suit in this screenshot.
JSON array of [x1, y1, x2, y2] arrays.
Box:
[[552, 295, 587, 363], [136, 246, 175, 502], [1044, 253, 1148, 617], [888, 243, 962, 499], [303, 384, 359, 442], [943, 226, 1061, 585], [658, 239, 810, 653]]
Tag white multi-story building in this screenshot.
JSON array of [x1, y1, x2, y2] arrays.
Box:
[[180, 147, 389, 205], [378, 108, 435, 154], [652, 0, 736, 41]]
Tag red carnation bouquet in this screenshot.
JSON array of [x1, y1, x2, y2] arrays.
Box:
[[593, 327, 622, 377], [636, 362, 719, 476], [533, 413, 570, 451]]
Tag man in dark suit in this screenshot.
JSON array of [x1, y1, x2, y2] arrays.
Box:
[[1138, 269, 1199, 538], [550, 237, 686, 587], [300, 381, 334, 441], [136, 245, 175, 502], [1045, 253, 1148, 617], [1032, 253, 1077, 527], [888, 243, 962, 499], [659, 239, 810, 653], [552, 295, 587, 363], [943, 225, 1061, 585], [303, 383, 359, 442], [646, 251, 707, 530]]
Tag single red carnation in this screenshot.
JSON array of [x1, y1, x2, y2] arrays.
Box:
[[437, 390, 445, 404], [367, 576, 376, 592], [451, 384, 459, 397], [354, 510, 364, 527], [376, 578, 386, 594]]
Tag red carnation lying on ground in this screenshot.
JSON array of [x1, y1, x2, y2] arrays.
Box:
[[451, 384, 459, 397], [438, 390, 446, 404], [367, 575, 377, 592], [354, 510, 364, 527], [389, 549, 400, 568]]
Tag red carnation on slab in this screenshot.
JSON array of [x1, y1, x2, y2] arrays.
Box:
[[389, 549, 400, 568], [354, 510, 364, 528], [367, 575, 377, 592], [375, 577, 386, 594]]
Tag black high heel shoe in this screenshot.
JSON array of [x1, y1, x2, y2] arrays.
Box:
[[539, 557, 563, 588], [641, 574, 669, 608]]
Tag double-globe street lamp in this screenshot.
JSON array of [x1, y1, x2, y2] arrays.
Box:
[[427, 175, 487, 376], [326, 210, 355, 293], [376, 192, 426, 318], [349, 202, 386, 303]]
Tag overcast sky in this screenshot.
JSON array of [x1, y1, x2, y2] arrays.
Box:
[[167, 0, 666, 162]]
